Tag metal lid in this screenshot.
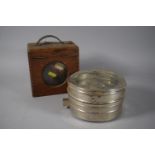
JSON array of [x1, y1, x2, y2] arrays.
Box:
[[68, 70, 126, 93]]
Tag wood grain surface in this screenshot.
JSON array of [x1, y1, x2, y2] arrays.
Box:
[[27, 41, 79, 97]]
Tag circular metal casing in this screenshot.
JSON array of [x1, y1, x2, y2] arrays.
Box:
[[65, 70, 126, 122]]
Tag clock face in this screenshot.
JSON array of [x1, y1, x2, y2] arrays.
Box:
[[42, 61, 68, 86]]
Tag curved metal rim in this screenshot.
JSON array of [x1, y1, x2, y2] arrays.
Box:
[[68, 70, 126, 93]]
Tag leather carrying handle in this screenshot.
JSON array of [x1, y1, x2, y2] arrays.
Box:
[[36, 35, 64, 45]]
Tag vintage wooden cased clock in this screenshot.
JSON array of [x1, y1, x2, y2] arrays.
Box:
[[27, 35, 79, 97]]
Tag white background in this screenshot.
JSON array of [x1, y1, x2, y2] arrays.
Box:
[[0, 0, 155, 155]]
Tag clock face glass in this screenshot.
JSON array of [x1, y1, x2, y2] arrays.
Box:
[[42, 61, 68, 86]]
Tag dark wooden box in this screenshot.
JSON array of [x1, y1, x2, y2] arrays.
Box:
[[27, 36, 79, 97]]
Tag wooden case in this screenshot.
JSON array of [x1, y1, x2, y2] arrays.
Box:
[[27, 35, 79, 97]]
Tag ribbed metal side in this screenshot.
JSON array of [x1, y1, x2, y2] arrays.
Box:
[[64, 70, 126, 122]]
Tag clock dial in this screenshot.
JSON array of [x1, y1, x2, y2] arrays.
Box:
[[42, 61, 68, 86]]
